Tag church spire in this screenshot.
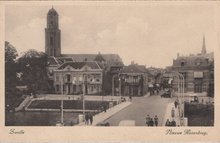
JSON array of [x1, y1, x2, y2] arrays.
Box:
[[202, 34, 207, 54]]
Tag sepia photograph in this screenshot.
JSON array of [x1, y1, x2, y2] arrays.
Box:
[[2, 1, 220, 141], [3, 2, 218, 129]]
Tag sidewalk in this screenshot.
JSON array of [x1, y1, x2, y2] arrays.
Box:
[[163, 102, 180, 126], [77, 101, 132, 126]]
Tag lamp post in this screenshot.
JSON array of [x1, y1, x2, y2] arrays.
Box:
[[82, 74, 87, 117], [171, 71, 185, 126], [60, 76, 64, 125], [119, 77, 121, 99]]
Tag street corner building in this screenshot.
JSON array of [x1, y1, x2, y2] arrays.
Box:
[[166, 35, 214, 97]]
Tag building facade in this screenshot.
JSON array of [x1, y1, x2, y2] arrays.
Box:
[[119, 63, 148, 97], [53, 61, 103, 95], [167, 36, 214, 95]]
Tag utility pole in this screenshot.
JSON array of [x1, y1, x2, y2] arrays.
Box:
[[60, 77, 64, 125]]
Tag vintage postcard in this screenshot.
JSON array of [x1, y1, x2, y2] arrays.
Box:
[[0, 1, 220, 141]]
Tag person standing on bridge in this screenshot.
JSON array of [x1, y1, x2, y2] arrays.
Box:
[[174, 99, 178, 108], [146, 114, 150, 126], [89, 112, 93, 125], [85, 113, 89, 125], [171, 107, 175, 118], [149, 118, 154, 126], [154, 115, 158, 126]]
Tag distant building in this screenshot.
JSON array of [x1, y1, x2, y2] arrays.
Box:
[[119, 63, 149, 97], [45, 8, 124, 95], [146, 67, 164, 85], [167, 35, 214, 95]]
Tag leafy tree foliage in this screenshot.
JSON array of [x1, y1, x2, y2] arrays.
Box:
[[17, 49, 53, 94], [5, 41, 20, 109], [5, 41, 18, 92]]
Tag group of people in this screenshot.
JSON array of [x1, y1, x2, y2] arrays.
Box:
[[148, 83, 161, 96], [165, 99, 178, 126], [165, 119, 176, 126], [146, 115, 159, 126], [85, 112, 93, 125]]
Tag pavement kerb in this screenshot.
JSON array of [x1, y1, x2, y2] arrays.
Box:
[[77, 101, 132, 126]]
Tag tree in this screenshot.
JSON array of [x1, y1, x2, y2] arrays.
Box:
[[5, 41, 19, 109], [17, 49, 53, 94], [5, 41, 18, 92]]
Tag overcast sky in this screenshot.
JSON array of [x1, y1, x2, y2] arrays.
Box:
[[5, 3, 219, 68]]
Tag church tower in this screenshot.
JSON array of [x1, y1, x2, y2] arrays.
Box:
[[45, 7, 61, 57], [201, 34, 207, 55]]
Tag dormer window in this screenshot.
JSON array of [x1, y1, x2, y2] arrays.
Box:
[[196, 61, 201, 66], [181, 61, 185, 67], [195, 58, 202, 66], [205, 58, 209, 63]]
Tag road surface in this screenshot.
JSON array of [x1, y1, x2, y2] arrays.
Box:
[[105, 94, 174, 126]]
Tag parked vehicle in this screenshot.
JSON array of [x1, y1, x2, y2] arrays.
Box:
[[161, 88, 171, 98]]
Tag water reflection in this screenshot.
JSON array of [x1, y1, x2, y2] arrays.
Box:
[[5, 111, 79, 126]]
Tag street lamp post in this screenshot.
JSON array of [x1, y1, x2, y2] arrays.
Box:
[[119, 77, 121, 99], [82, 74, 87, 117], [171, 71, 185, 126], [60, 77, 64, 125]]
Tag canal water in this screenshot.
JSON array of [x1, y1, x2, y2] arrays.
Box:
[[5, 111, 80, 126]]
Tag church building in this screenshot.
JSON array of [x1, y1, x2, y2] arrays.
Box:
[[45, 7, 124, 95]]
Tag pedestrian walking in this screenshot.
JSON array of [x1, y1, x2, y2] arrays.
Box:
[[129, 95, 132, 101], [154, 115, 158, 126], [103, 103, 107, 112], [165, 119, 170, 126], [174, 99, 178, 108], [85, 113, 89, 125], [70, 121, 73, 126], [146, 114, 150, 126], [89, 113, 93, 125], [171, 119, 176, 126], [149, 118, 154, 126], [171, 107, 175, 118]]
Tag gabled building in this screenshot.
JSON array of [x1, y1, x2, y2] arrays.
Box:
[[119, 63, 149, 97], [167, 35, 214, 95], [53, 61, 103, 95]]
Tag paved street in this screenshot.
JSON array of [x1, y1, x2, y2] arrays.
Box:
[[105, 94, 174, 126]]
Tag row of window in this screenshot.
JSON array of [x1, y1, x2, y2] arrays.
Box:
[[55, 84, 101, 92], [179, 58, 210, 67], [55, 74, 102, 83]]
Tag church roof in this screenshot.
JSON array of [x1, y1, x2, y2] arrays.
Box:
[[60, 53, 123, 66], [57, 61, 101, 70], [47, 56, 62, 66]]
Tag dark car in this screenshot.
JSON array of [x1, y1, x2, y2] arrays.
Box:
[[161, 88, 171, 98]]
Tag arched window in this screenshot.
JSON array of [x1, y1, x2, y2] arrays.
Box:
[[50, 36, 53, 46], [180, 60, 186, 67]]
